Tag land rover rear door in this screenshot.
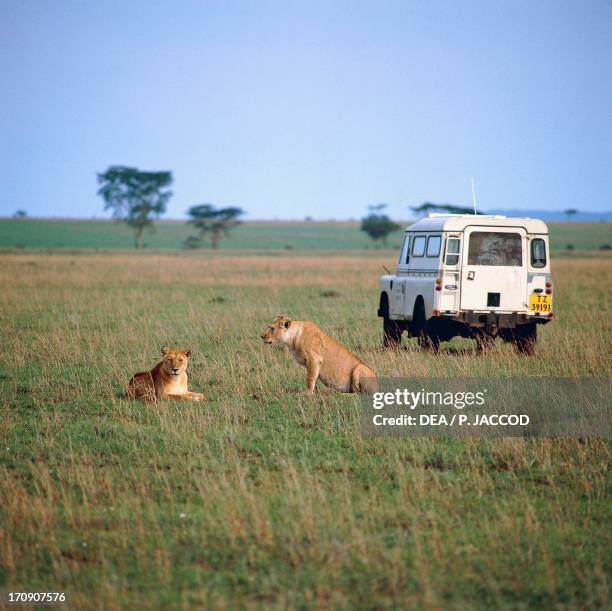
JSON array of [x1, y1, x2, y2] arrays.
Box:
[[460, 226, 527, 312]]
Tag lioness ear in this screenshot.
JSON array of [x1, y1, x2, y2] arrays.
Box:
[[184, 349, 192, 358], [283, 318, 292, 329], [161, 346, 169, 356]]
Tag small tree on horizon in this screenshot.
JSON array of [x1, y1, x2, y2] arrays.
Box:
[[411, 202, 483, 217], [185, 204, 245, 249], [97, 166, 173, 249], [13, 210, 27, 218], [564, 208, 578, 222], [360, 204, 400, 247]]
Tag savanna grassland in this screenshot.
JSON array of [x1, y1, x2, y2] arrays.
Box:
[[0, 239, 611, 608], [1, 218, 611, 252]]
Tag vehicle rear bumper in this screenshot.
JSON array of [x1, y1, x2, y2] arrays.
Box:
[[439, 311, 552, 328]]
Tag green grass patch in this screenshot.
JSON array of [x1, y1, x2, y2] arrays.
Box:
[[0, 252, 609, 608], [1, 218, 610, 252]]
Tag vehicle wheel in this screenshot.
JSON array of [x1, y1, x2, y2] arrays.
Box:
[[413, 301, 431, 351], [512, 323, 537, 355], [383, 317, 403, 349], [414, 311, 440, 353], [418, 320, 440, 353], [417, 330, 428, 350]]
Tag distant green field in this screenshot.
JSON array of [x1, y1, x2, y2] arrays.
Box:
[[0, 219, 381, 250], [0, 218, 610, 251]]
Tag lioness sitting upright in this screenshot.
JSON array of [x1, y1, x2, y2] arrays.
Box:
[[261, 315, 377, 394], [128, 347, 204, 403]]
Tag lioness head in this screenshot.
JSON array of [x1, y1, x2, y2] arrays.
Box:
[[261, 315, 292, 345], [160, 347, 192, 377]]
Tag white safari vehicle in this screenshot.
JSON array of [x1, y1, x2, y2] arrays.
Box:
[[378, 214, 553, 354]]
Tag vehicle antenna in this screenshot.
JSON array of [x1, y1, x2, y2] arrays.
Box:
[[471, 177, 477, 214]]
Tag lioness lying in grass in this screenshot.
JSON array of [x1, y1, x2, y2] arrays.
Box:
[[261, 315, 377, 394], [128, 347, 204, 403]]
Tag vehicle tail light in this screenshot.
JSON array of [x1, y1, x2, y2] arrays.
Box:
[[546, 281, 552, 288], [433, 309, 439, 316], [548, 312, 554, 319], [435, 278, 442, 291], [546, 288, 552, 295]]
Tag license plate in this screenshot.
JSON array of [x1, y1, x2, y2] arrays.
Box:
[[529, 293, 552, 312]]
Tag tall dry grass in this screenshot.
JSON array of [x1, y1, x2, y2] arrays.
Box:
[[0, 252, 610, 609]]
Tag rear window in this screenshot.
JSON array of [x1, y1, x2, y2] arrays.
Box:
[[468, 232, 522, 266], [412, 236, 426, 257], [531, 238, 546, 268]]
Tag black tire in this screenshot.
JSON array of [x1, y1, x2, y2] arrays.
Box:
[[419, 332, 441, 352], [417, 328, 428, 350], [413, 301, 439, 352], [418, 319, 440, 353], [380, 293, 403, 349], [427, 321, 441, 353], [511, 323, 537, 355], [383, 317, 403, 349], [413, 300, 427, 350]]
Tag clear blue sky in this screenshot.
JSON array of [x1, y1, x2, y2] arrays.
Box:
[[1, 0, 610, 219]]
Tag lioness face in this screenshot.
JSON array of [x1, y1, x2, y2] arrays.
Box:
[[160, 347, 192, 377], [261, 316, 292, 345]]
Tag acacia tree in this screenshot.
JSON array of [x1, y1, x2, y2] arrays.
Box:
[[360, 204, 400, 247], [411, 202, 483, 216], [97, 166, 173, 249], [564, 208, 578, 222], [185, 204, 245, 249]]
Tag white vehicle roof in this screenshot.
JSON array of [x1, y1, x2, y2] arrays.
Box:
[[404, 213, 548, 234]]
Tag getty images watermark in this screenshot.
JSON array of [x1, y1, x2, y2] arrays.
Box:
[[361, 378, 611, 437]]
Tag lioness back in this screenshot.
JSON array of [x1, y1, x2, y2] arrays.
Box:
[[261, 316, 377, 394], [128, 370, 157, 402]]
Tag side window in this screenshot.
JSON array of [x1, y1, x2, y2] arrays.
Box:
[[405, 236, 412, 263], [398, 236, 407, 265], [412, 236, 426, 257], [531, 238, 546, 268], [445, 237, 460, 265], [426, 235, 441, 257], [398, 235, 410, 265]]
